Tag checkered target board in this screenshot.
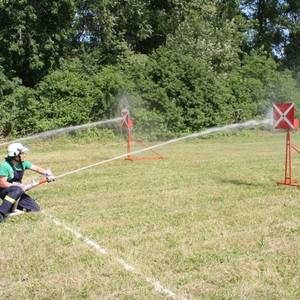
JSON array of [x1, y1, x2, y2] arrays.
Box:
[[273, 103, 295, 130]]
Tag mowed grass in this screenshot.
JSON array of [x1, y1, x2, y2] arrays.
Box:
[[1, 130, 300, 299]]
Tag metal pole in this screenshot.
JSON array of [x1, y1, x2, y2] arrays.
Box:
[[127, 126, 132, 160], [284, 130, 292, 184]]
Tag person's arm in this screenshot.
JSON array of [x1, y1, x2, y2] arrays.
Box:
[[0, 176, 12, 188], [30, 164, 56, 182], [30, 164, 48, 175], [0, 175, 34, 191]]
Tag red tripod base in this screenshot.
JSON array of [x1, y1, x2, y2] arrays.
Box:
[[277, 180, 300, 187], [125, 155, 164, 161], [125, 137, 164, 162]]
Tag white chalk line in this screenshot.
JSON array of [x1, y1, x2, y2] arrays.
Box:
[[42, 211, 188, 300]]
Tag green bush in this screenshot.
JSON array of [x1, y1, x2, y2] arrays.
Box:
[[125, 48, 236, 132], [35, 68, 95, 131], [0, 86, 40, 136]]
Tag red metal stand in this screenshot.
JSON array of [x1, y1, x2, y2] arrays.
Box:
[[121, 109, 164, 161], [273, 102, 300, 187], [277, 130, 300, 187]]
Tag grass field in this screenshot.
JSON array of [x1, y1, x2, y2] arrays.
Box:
[[1, 130, 300, 299]]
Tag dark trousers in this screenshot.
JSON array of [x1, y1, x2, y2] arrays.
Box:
[[0, 186, 40, 216]]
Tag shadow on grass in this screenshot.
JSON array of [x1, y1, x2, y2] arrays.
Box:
[[218, 178, 269, 187]]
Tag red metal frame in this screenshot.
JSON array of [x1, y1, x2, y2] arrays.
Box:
[[277, 130, 300, 187], [121, 109, 164, 161], [273, 102, 300, 187]]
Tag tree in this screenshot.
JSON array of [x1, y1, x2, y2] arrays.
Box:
[[241, 0, 283, 54], [72, 0, 194, 57], [281, 0, 300, 70], [0, 0, 75, 87], [240, 0, 300, 70], [166, 1, 244, 73]]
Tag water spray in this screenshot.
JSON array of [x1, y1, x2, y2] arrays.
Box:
[[0, 117, 122, 147], [7, 117, 272, 217], [5, 115, 273, 188], [50, 117, 272, 180]]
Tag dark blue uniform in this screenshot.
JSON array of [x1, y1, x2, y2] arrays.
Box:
[[0, 158, 40, 218]]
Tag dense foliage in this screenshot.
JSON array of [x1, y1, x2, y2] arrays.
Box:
[[1, 0, 300, 138]]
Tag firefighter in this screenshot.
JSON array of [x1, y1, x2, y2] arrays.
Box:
[[0, 143, 56, 222]]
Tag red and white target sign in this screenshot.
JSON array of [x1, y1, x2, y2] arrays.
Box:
[[273, 103, 295, 130]]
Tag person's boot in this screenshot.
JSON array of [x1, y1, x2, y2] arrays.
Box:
[[0, 213, 5, 223]]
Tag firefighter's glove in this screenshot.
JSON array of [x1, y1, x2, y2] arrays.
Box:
[[44, 169, 56, 183], [47, 175, 56, 183]]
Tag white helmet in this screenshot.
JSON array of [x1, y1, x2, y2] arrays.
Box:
[[7, 143, 29, 157]]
